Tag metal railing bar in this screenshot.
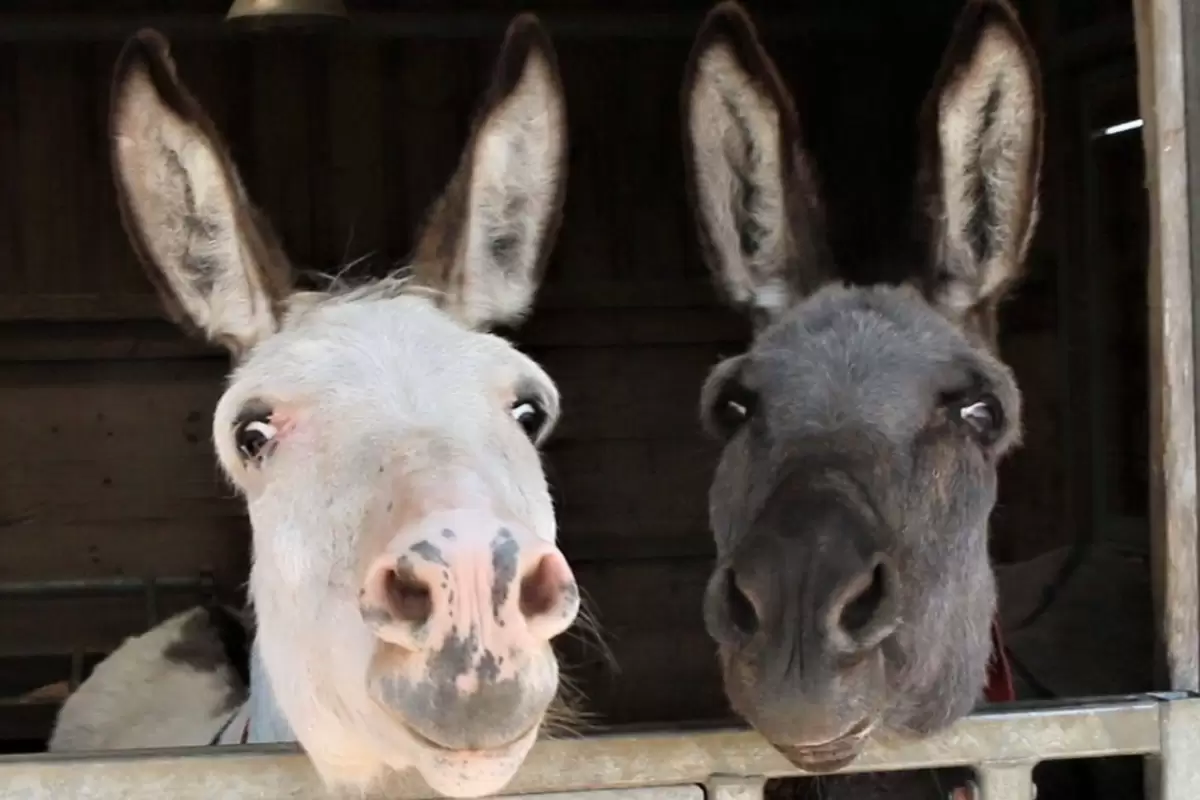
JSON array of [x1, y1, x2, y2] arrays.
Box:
[[705, 776, 765, 800], [0, 576, 214, 598], [975, 763, 1036, 800], [1149, 697, 1200, 799], [525, 788, 704, 800], [0, 695, 1189, 800]]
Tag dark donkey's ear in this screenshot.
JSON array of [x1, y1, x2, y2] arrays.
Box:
[[408, 13, 568, 331], [681, 1, 831, 330], [915, 0, 1043, 345], [109, 29, 293, 359]]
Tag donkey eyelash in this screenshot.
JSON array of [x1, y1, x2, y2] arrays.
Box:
[[234, 414, 279, 462], [709, 380, 759, 438], [511, 397, 551, 443], [246, 420, 278, 439], [937, 385, 1005, 447]]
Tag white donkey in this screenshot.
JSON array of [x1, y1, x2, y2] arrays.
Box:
[[49, 14, 581, 799]]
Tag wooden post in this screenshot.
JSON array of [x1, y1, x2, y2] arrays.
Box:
[[1132, 0, 1200, 694]]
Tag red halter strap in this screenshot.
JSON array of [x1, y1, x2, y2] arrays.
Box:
[[982, 618, 1016, 703]]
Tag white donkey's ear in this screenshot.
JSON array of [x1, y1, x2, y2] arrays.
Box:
[[110, 29, 293, 358], [409, 14, 568, 331], [681, 1, 832, 331], [916, 0, 1043, 342]]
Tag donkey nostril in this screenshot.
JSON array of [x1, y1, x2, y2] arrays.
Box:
[[385, 564, 433, 626], [725, 569, 759, 636], [519, 553, 570, 619], [840, 562, 886, 634], [834, 558, 898, 650]]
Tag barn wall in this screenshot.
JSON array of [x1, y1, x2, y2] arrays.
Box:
[[0, 0, 1132, 747]]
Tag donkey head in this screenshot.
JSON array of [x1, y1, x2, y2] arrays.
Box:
[[110, 17, 576, 797], [682, 0, 1042, 770]]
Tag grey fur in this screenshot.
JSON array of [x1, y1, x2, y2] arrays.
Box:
[[681, 0, 1043, 781]]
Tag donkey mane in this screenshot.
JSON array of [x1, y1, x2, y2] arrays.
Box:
[[288, 266, 444, 313]]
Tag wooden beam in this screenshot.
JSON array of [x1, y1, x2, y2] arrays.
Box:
[[1186, 0, 1200, 697], [0, 11, 859, 42], [1133, 0, 1200, 693]]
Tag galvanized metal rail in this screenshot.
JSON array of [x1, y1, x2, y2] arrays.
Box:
[[0, 575, 219, 636], [1, 694, 1197, 799]]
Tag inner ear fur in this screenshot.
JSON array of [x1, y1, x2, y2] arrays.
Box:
[[915, 0, 1044, 343], [408, 13, 568, 331], [109, 29, 292, 357], [681, 1, 832, 330]]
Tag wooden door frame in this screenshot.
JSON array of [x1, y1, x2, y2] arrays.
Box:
[[1133, 0, 1199, 694]]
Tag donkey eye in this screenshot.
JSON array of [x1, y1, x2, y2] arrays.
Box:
[[955, 393, 1004, 444], [511, 398, 549, 443], [233, 410, 278, 462], [711, 382, 758, 438]]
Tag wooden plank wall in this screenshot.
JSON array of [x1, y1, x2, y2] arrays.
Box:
[[0, 0, 1079, 740]]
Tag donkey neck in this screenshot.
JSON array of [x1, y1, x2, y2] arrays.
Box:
[[212, 638, 296, 743], [243, 640, 296, 743], [210, 641, 293, 745]]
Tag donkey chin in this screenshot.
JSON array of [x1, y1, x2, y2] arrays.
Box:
[[722, 649, 886, 773], [769, 718, 876, 773], [366, 643, 560, 797], [411, 732, 541, 798], [742, 704, 878, 773], [739, 707, 880, 773]]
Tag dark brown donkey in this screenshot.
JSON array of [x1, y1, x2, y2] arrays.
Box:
[[681, 0, 1043, 783]]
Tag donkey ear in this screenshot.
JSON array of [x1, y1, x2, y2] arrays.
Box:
[[917, 0, 1043, 337], [409, 14, 567, 331], [682, 1, 830, 329], [110, 30, 292, 358]]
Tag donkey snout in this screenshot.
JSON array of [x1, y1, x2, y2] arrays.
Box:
[[359, 510, 579, 650], [360, 510, 577, 750]]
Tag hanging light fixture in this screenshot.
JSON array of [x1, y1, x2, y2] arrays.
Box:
[[225, 0, 349, 28]]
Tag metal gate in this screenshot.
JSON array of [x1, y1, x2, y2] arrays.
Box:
[[0, 694, 1199, 798], [0, 0, 1197, 797]]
